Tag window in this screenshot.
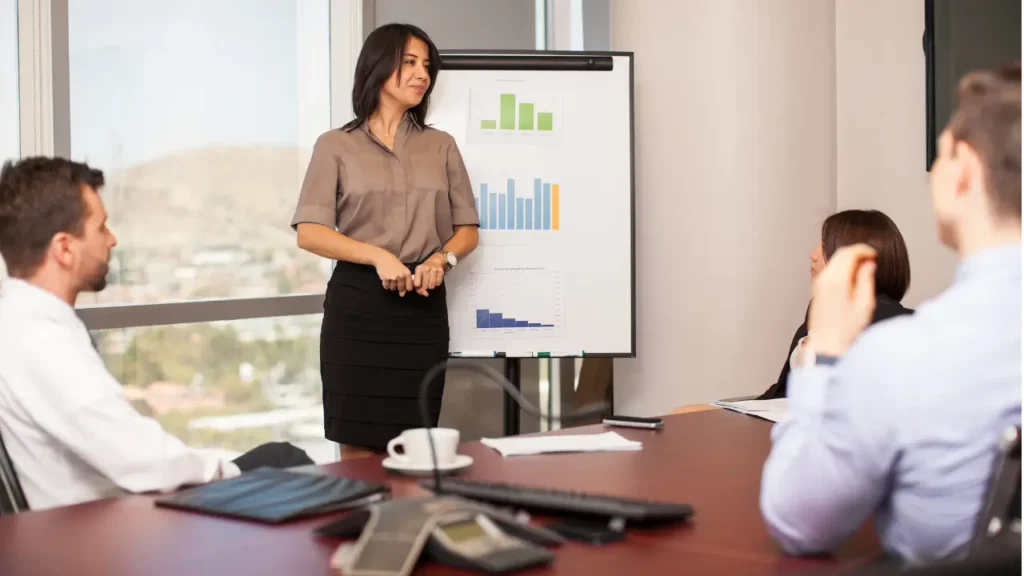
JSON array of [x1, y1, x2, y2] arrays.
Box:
[[68, 0, 332, 306], [0, 0, 18, 163], [24, 0, 354, 463], [92, 314, 333, 463]]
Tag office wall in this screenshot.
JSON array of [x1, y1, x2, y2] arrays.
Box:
[[370, 0, 535, 49], [835, 0, 957, 307], [611, 0, 838, 415]]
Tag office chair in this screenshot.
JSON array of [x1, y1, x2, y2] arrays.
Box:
[[0, 427, 28, 515], [843, 547, 1021, 576], [843, 426, 1022, 576], [971, 425, 1021, 556]]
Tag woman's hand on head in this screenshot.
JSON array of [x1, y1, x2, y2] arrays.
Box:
[[374, 250, 413, 296], [413, 254, 446, 297]]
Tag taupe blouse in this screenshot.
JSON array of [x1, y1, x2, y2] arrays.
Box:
[[291, 115, 480, 263]]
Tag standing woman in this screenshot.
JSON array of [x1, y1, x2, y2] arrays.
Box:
[[291, 24, 479, 457]]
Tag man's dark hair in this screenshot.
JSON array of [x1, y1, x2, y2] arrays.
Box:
[[342, 23, 441, 132], [946, 61, 1021, 221], [0, 156, 105, 278], [822, 209, 912, 302]]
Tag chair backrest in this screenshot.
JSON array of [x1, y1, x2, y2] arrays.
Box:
[[971, 425, 1021, 556], [0, 426, 29, 515], [841, 546, 1021, 576]]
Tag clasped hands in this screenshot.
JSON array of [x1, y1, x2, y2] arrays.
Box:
[[375, 251, 446, 297]]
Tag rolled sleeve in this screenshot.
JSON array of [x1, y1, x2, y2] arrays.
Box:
[[291, 133, 340, 230], [291, 205, 337, 229], [446, 140, 480, 226]]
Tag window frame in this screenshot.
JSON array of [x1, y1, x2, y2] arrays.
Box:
[[0, 0, 19, 161]]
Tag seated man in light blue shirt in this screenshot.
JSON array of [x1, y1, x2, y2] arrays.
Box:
[[760, 62, 1021, 563]]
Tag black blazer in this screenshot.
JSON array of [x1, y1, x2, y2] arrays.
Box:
[[758, 295, 914, 400]]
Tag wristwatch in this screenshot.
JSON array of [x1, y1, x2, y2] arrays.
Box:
[[815, 354, 840, 366], [796, 342, 840, 368], [439, 250, 457, 272]]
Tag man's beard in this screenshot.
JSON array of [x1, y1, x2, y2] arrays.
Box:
[[85, 262, 109, 292]]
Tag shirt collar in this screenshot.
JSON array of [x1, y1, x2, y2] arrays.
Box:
[[349, 112, 422, 134], [0, 278, 84, 328], [955, 241, 1023, 283]]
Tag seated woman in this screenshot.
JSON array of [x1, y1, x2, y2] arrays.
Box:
[[758, 209, 913, 399]]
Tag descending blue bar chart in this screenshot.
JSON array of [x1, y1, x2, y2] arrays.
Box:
[[467, 267, 564, 338], [475, 309, 554, 328]]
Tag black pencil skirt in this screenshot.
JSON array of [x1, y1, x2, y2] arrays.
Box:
[[319, 260, 449, 452]]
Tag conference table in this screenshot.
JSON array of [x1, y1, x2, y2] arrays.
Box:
[[0, 409, 881, 575]]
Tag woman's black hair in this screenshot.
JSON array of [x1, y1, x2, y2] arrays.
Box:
[[342, 23, 441, 131]]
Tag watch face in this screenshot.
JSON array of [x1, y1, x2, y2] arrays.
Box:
[[446, 252, 457, 266]]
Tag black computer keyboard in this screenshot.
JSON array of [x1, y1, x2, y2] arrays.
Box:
[[422, 479, 695, 523]]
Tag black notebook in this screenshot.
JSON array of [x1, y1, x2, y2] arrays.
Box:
[[155, 467, 390, 523]]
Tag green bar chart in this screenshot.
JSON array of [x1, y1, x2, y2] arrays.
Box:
[[500, 94, 516, 130], [471, 88, 562, 143], [519, 103, 534, 130], [537, 112, 553, 131], [486, 93, 554, 131]]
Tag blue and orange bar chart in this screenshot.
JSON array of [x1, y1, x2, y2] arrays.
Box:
[[474, 178, 560, 231], [475, 309, 555, 329]]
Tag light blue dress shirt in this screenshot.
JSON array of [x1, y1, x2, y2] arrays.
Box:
[[760, 242, 1022, 563]]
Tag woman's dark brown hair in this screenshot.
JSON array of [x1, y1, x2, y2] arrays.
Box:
[[821, 209, 911, 301], [342, 23, 440, 132]]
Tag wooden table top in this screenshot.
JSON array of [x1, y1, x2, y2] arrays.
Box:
[[0, 409, 879, 575]]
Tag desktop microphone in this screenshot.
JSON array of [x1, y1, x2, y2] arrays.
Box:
[[418, 359, 610, 494]]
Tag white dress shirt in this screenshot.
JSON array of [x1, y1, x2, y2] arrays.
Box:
[[0, 277, 240, 511], [760, 243, 1022, 563]]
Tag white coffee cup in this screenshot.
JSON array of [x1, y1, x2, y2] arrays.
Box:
[[386, 428, 460, 467]]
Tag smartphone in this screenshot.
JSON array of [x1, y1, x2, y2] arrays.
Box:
[[545, 519, 626, 545], [602, 415, 664, 429]]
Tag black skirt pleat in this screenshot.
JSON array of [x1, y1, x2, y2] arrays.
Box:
[[319, 260, 449, 451]]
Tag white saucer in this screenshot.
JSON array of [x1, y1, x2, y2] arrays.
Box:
[[381, 454, 474, 476]]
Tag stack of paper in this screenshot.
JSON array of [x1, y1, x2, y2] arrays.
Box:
[[712, 398, 788, 423], [480, 431, 643, 457]]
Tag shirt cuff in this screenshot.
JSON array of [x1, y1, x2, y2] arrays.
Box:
[[786, 364, 835, 416], [451, 207, 480, 226], [220, 461, 242, 480], [290, 206, 337, 229]]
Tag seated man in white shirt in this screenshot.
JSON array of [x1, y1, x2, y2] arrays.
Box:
[[0, 157, 314, 511]]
